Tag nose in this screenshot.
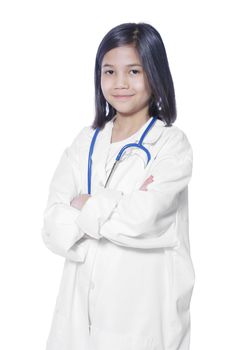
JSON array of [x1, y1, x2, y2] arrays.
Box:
[[114, 72, 129, 89]]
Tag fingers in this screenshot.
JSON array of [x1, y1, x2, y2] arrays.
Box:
[[139, 175, 154, 191]]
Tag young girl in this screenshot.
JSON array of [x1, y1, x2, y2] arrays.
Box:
[[42, 22, 195, 350]]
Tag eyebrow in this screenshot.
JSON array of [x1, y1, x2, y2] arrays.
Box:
[[102, 63, 143, 68]]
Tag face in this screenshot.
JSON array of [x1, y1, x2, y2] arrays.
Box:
[[100, 45, 152, 118]]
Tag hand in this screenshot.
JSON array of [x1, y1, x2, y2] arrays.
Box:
[[70, 193, 91, 210], [139, 175, 154, 191]]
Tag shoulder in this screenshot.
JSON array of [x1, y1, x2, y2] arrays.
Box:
[[73, 124, 95, 141], [157, 123, 193, 161], [161, 122, 191, 143], [65, 124, 96, 165], [72, 124, 96, 146]]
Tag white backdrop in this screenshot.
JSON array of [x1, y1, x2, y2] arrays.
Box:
[[0, 0, 235, 349]]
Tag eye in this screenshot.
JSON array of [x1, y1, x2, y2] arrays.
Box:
[[103, 69, 140, 76], [130, 69, 140, 75], [104, 70, 114, 75]]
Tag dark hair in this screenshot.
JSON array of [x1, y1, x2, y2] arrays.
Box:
[[92, 22, 176, 129]]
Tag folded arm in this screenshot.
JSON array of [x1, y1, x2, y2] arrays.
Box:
[[41, 128, 121, 260], [41, 145, 86, 261], [75, 130, 193, 249]]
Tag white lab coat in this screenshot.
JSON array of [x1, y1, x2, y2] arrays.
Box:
[[41, 116, 195, 350]]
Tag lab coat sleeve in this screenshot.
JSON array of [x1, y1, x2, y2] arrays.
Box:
[[41, 128, 92, 261], [75, 130, 193, 249]]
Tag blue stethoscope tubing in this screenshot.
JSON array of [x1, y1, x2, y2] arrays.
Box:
[[87, 116, 158, 194]]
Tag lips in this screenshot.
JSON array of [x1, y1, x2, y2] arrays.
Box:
[[113, 94, 133, 97], [112, 95, 134, 99]]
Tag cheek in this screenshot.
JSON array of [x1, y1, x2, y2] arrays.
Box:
[[143, 76, 152, 95], [101, 77, 112, 95], [135, 79, 151, 96]]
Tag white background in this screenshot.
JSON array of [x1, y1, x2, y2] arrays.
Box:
[[0, 0, 235, 349]]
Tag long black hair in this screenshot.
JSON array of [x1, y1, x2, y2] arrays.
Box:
[[92, 22, 176, 129]]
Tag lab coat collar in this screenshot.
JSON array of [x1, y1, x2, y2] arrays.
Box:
[[106, 115, 166, 145]]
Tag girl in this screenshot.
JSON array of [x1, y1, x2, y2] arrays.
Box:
[[42, 22, 195, 350]]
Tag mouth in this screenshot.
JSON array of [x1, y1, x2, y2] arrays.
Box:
[[112, 95, 134, 99]]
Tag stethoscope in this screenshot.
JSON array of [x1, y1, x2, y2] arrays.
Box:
[[87, 116, 158, 194]]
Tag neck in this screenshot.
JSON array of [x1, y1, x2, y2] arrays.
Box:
[[113, 112, 151, 134]]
